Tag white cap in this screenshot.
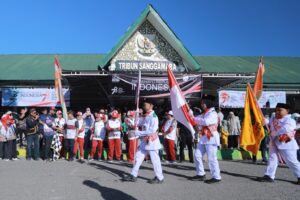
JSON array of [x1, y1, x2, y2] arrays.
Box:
[[168, 111, 173, 116]]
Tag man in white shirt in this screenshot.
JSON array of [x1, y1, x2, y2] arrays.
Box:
[[65, 111, 78, 161], [258, 103, 300, 184], [123, 99, 164, 184], [162, 111, 177, 164]]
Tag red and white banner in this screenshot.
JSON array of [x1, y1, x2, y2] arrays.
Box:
[[167, 66, 196, 135]]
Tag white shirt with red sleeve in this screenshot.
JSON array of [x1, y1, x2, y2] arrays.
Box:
[[106, 119, 122, 139], [65, 118, 78, 139], [93, 120, 106, 141], [163, 119, 177, 141], [76, 119, 85, 138]]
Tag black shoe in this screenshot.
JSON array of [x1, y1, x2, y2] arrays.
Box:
[[190, 175, 206, 181], [122, 175, 137, 182], [205, 178, 221, 184], [297, 178, 300, 185], [257, 175, 274, 183], [148, 177, 164, 184]]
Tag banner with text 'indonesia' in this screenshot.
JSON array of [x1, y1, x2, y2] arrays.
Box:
[[109, 73, 202, 98]]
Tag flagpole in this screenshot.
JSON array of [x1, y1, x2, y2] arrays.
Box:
[[133, 70, 141, 163]]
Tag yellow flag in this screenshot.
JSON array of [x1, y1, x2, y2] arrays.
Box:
[[240, 83, 265, 155]]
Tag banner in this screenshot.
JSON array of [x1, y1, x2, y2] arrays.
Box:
[[1, 88, 70, 107], [109, 73, 202, 98], [219, 90, 286, 108]]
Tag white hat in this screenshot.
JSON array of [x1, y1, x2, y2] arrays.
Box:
[[167, 111, 173, 116]]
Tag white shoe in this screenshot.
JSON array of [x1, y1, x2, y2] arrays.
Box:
[[3, 159, 10, 161], [12, 158, 19, 161], [88, 159, 94, 162]]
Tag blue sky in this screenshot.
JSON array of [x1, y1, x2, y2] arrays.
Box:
[[0, 0, 299, 56]]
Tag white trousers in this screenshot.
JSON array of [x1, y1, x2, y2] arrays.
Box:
[[131, 149, 164, 181], [265, 146, 300, 179], [194, 143, 221, 180]]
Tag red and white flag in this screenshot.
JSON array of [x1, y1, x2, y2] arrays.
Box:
[[54, 56, 68, 120], [167, 66, 196, 135]]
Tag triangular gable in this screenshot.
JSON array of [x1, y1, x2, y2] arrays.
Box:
[[99, 4, 200, 72]]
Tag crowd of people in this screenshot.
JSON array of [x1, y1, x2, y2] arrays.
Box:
[[1, 99, 300, 184], [0, 105, 195, 164]]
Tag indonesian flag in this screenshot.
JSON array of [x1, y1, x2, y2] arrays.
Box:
[[54, 56, 68, 120], [167, 66, 196, 135]]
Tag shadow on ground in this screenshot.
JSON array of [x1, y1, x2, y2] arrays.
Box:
[[83, 180, 138, 200]]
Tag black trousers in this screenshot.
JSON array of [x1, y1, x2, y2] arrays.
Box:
[[43, 136, 54, 160], [17, 129, 26, 147], [0, 141, 4, 159], [179, 133, 194, 162], [65, 139, 75, 160], [228, 135, 239, 149], [4, 140, 17, 160]]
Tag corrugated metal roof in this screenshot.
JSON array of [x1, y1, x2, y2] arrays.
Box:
[[0, 54, 299, 85], [0, 54, 104, 80], [194, 56, 300, 84]]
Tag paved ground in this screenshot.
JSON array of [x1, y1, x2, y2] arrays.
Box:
[[0, 159, 299, 200]]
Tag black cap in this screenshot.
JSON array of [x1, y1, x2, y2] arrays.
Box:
[[143, 98, 154, 105], [276, 103, 290, 110], [201, 94, 216, 108], [29, 108, 36, 113]]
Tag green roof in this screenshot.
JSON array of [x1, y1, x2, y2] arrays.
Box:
[[99, 4, 201, 71], [0, 54, 299, 85], [194, 56, 300, 84], [0, 54, 104, 81]]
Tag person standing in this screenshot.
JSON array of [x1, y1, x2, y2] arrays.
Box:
[[2, 113, 18, 161], [257, 103, 300, 184], [192, 97, 222, 184], [65, 111, 78, 161], [106, 110, 122, 162], [0, 119, 6, 160], [74, 112, 85, 161], [43, 116, 55, 161], [26, 108, 42, 161], [227, 112, 241, 149], [83, 107, 95, 156], [90, 113, 106, 161], [124, 111, 138, 164], [178, 122, 194, 163], [16, 108, 27, 148], [123, 100, 164, 184], [162, 111, 177, 164], [53, 110, 65, 158]]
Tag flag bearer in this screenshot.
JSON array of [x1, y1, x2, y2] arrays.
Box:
[[192, 97, 222, 184], [123, 99, 164, 184], [258, 103, 300, 184]]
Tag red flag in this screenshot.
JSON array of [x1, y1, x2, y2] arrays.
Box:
[[253, 56, 265, 100], [54, 56, 68, 120], [167, 66, 196, 135]]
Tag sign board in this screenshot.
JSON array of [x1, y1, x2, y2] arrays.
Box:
[[110, 60, 181, 72], [1, 88, 70, 107], [110, 73, 202, 98], [218, 90, 286, 108]]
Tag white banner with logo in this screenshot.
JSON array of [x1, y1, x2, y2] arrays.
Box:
[[219, 90, 286, 108], [1, 88, 70, 107]]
